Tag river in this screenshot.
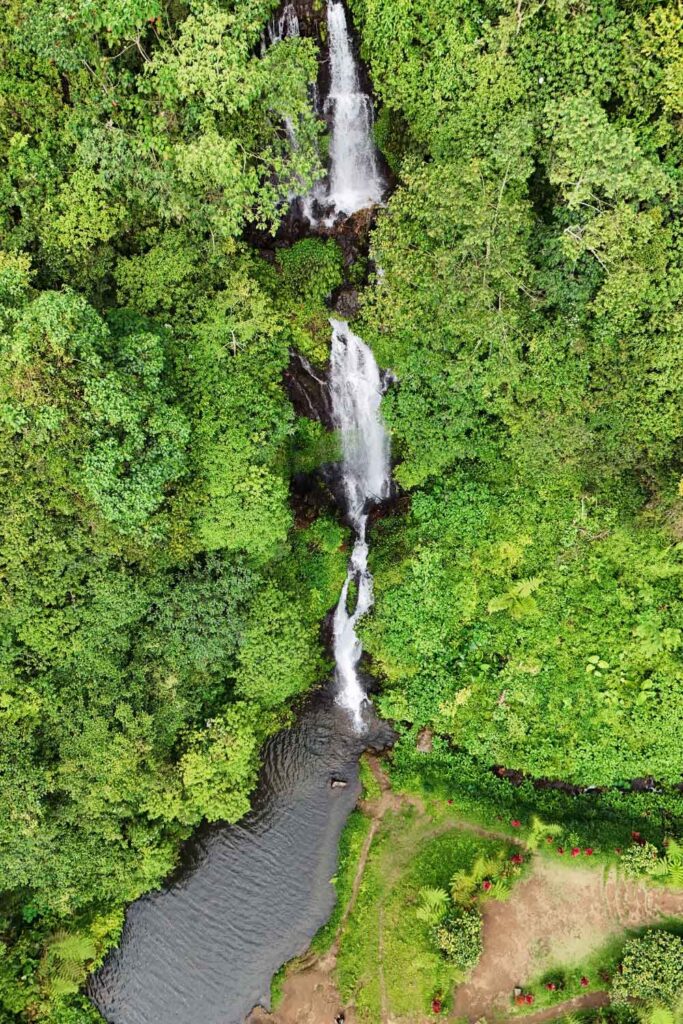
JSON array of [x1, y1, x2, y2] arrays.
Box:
[[88, 3, 391, 1021]]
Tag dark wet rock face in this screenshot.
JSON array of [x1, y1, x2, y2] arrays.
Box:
[[283, 350, 334, 427], [332, 285, 360, 320]]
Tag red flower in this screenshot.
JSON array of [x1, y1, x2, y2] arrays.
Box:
[[525, 994, 534, 1005], [546, 835, 554, 843], [631, 831, 641, 839], [571, 847, 580, 857], [580, 976, 589, 987], [515, 996, 526, 1006], [447, 799, 453, 805], [545, 982, 557, 991], [482, 879, 492, 891], [557, 846, 564, 854], [584, 848, 594, 856], [511, 853, 524, 865], [431, 998, 442, 1013], [511, 819, 521, 828]]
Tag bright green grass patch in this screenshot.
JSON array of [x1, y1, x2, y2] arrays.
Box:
[[269, 962, 287, 1011], [309, 808, 373, 956], [359, 755, 383, 801], [335, 805, 518, 1021]]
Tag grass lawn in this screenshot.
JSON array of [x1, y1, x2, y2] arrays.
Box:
[[335, 803, 518, 1020]]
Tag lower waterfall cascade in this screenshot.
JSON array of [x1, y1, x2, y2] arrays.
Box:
[[328, 319, 392, 728]]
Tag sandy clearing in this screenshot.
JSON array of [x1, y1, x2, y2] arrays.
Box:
[[453, 857, 683, 1022]]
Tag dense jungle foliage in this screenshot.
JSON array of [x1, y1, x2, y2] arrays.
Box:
[[351, 0, 683, 787], [0, 1, 342, 1017], [0, 0, 682, 1020]]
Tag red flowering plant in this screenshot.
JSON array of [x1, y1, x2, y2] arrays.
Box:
[[541, 975, 564, 994], [450, 845, 524, 907]]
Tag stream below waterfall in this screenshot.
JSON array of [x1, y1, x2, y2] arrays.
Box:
[[89, 3, 392, 1022]]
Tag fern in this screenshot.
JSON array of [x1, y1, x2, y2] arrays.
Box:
[[487, 577, 543, 620], [416, 888, 449, 924], [666, 863, 683, 888], [450, 869, 475, 903], [52, 958, 84, 985], [526, 814, 562, 851], [471, 855, 500, 883], [665, 838, 683, 867], [47, 975, 80, 997], [561, 1014, 581, 1024], [487, 878, 512, 901], [48, 931, 96, 963], [646, 1006, 675, 1024], [40, 929, 97, 999]]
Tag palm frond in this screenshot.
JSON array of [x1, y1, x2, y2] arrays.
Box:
[[646, 1005, 675, 1024]]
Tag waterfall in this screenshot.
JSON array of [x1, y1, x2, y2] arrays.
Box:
[[329, 319, 391, 728], [297, 0, 385, 224], [262, 2, 300, 47], [323, 1, 384, 219]]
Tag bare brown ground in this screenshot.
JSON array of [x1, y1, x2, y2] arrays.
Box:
[[453, 857, 683, 1022], [249, 759, 683, 1024]]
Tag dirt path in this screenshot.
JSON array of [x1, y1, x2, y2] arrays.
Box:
[[509, 992, 610, 1024], [453, 857, 683, 1022]]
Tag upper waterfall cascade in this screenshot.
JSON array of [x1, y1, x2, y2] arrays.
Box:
[[262, 2, 300, 47], [329, 320, 392, 727], [267, 0, 385, 224], [321, 1, 385, 219]]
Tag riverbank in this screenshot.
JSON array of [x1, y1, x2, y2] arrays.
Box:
[[254, 757, 683, 1024]]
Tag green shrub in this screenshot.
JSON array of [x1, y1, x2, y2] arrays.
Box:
[[610, 930, 683, 1010], [276, 238, 344, 307], [620, 842, 661, 879], [432, 906, 482, 974]]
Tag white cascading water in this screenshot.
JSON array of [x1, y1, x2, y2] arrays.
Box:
[[301, 1, 384, 223], [265, 4, 391, 727], [323, 1, 384, 218], [329, 319, 391, 728], [262, 2, 299, 47], [264, 0, 384, 223]]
